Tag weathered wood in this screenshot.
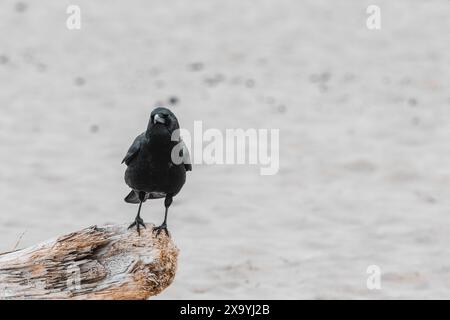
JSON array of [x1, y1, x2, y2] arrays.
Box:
[[0, 224, 178, 300]]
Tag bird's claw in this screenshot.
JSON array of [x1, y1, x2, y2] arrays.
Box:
[[128, 217, 146, 235], [153, 224, 170, 237]]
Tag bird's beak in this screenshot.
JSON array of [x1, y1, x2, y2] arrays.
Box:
[[153, 114, 166, 124]]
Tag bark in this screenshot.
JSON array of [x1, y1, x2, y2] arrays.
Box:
[[0, 224, 178, 300]]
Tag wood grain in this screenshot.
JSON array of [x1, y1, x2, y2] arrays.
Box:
[[0, 224, 178, 300]]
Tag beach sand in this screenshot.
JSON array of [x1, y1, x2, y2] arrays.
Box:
[[1, 0, 449, 299]]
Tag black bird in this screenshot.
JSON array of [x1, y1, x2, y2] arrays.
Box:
[[122, 107, 191, 236]]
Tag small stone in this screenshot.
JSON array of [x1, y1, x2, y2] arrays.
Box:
[[245, 79, 255, 88], [169, 96, 179, 105], [320, 72, 331, 83], [277, 104, 287, 113], [188, 62, 204, 72], [90, 125, 99, 133], [149, 67, 160, 76], [15, 2, 27, 13], [74, 77, 85, 86], [408, 98, 418, 106], [0, 55, 9, 64], [204, 74, 225, 87]]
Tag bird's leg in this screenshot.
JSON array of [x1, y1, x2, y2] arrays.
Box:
[[153, 195, 172, 237], [128, 191, 147, 235]]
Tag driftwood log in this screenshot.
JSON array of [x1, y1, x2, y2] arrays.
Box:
[[0, 224, 179, 300]]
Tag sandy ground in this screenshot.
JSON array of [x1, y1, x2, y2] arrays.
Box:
[[1, 0, 450, 299]]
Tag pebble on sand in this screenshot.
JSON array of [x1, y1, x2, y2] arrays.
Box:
[[0, 55, 9, 64], [169, 96, 179, 105], [245, 79, 255, 88], [277, 104, 287, 113], [188, 62, 204, 72], [74, 77, 86, 86], [15, 2, 27, 13], [204, 74, 225, 87], [408, 98, 418, 106], [90, 125, 99, 133]]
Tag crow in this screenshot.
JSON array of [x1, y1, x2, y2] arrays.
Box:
[[122, 107, 191, 236]]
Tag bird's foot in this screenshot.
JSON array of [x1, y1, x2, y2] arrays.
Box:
[[128, 216, 146, 235], [153, 223, 170, 237]]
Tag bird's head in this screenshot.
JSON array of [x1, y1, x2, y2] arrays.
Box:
[[146, 107, 180, 139]]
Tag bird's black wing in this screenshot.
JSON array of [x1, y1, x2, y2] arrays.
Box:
[[121, 132, 145, 166], [181, 139, 192, 171]]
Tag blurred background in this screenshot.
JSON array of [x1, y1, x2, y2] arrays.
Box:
[[0, 0, 449, 299]]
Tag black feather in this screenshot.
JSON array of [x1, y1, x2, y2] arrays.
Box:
[[122, 133, 145, 165]]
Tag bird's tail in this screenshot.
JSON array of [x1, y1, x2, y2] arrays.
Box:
[[124, 190, 140, 204]]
